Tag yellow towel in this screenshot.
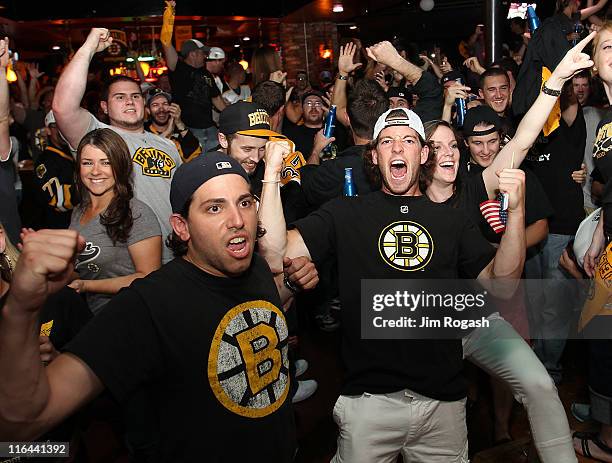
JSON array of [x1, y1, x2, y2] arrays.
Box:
[[160, 1, 175, 46]]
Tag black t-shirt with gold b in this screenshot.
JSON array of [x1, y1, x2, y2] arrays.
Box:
[[66, 255, 296, 462]]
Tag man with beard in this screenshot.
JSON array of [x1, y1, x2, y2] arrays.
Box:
[[144, 87, 201, 163], [282, 91, 339, 158], [33, 110, 77, 229], [258, 106, 527, 462], [53, 28, 182, 263]]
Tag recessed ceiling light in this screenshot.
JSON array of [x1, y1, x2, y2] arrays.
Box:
[[243, 37, 250, 41], [332, 3, 344, 12], [52, 45, 61, 50], [234, 44, 240, 48], [349, 25, 357, 30]]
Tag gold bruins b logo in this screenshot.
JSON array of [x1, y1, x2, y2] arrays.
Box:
[[208, 300, 290, 418], [132, 147, 176, 178], [378, 221, 434, 271]]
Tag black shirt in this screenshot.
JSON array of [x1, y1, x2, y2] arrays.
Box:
[[593, 110, 612, 236], [412, 71, 444, 124], [66, 256, 296, 462], [281, 117, 348, 159], [300, 145, 376, 208], [282, 118, 319, 157], [33, 145, 78, 229], [525, 107, 586, 235], [293, 192, 495, 400], [512, 12, 572, 117], [169, 60, 220, 129]]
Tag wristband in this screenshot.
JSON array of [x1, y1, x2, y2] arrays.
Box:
[[542, 83, 562, 97], [337, 74, 348, 81], [283, 274, 300, 294]]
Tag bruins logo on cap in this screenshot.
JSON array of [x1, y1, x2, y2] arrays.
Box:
[[247, 109, 270, 127], [208, 300, 290, 418], [378, 221, 434, 271], [132, 147, 176, 178]]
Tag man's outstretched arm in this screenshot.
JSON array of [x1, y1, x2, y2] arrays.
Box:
[[53, 28, 113, 149]]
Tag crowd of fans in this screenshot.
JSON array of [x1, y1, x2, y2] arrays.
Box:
[[2, 0, 612, 461]]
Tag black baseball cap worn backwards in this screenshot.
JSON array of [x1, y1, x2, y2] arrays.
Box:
[[170, 151, 250, 213], [462, 105, 501, 137]]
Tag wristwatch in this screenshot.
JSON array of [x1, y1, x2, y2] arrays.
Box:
[[337, 74, 348, 81]]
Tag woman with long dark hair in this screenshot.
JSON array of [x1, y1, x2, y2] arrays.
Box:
[[68, 128, 162, 314]]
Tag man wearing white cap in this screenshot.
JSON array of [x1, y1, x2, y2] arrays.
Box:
[[162, 36, 227, 152], [258, 107, 527, 462], [207, 47, 227, 94], [206, 46, 228, 125]]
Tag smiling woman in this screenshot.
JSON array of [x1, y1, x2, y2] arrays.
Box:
[[68, 128, 162, 315]]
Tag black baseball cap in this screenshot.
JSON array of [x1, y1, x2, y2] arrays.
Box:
[[441, 70, 464, 85], [463, 105, 501, 137], [180, 39, 210, 57], [301, 90, 324, 105], [218, 101, 282, 138], [386, 87, 412, 101], [170, 151, 250, 213]]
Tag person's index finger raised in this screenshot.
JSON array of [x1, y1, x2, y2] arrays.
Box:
[[574, 30, 597, 52]]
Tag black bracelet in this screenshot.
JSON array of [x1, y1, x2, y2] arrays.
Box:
[[283, 274, 300, 294], [337, 74, 348, 81], [542, 84, 562, 97]]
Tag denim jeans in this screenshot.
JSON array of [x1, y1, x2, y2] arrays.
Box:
[[529, 234, 579, 383], [189, 126, 218, 153]]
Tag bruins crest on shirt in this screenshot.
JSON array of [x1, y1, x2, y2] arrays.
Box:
[[208, 300, 290, 418], [378, 221, 434, 271], [132, 147, 176, 178]]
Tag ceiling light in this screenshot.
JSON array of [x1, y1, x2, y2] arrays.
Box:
[[332, 3, 344, 13], [419, 0, 434, 11], [234, 44, 240, 48], [52, 45, 61, 51], [243, 37, 250, 41], [349, 25, 357, 30]]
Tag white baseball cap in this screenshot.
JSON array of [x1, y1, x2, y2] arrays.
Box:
[[372, 107, 425, 141], [208, 47, 226, 60]]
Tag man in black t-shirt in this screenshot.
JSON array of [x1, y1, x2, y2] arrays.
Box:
[[0, 152, 315, 462], [259, 107, 527, 462], [162, 36, 227, 152]]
